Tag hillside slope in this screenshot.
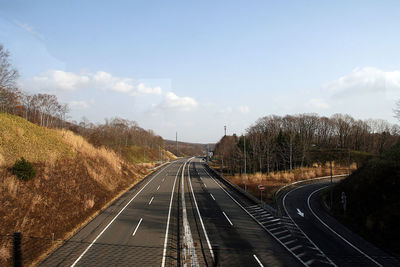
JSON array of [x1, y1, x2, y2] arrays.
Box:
[[331, 142, 400, 256], [0, 113, 152, 265]]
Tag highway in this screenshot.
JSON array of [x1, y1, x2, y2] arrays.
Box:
[[184, 158, 300, 266], [40, 159, 186, 266], [41, 157, 302, 266], [281, 182, 400, 267]]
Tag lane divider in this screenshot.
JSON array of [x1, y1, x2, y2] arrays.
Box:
[[187, 159, 214, 260], [253, 254, 264, 267], [132, 218, 143, 236], [181, 159, 200, 266], [222, 211, 233, 226], [161, 162, 183, 267], [71, 163, 173, 267], [148, 196, 154, 205], [210, 193, 215, 201]]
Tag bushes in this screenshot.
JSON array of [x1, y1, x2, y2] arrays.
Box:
[[11, 157, 36, 180]]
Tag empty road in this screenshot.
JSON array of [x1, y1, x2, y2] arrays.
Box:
[[41, 159, 186, 266], [281, 182, 399, 267]]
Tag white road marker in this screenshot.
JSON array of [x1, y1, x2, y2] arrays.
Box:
[[70, 163, 172, 267], [297, 208, 304, 217], [282, 186, 337, 267], [308, 186, 383, 267], [253, 254, 264, 267], [132, 218, 143, 236], [210, 193, 215, 201], [201, 165, 331, 267], [149, 196, 154, 205], [203, 183, 207, 188], [157, 185, 160, 191], [187, 159, 214, 260], [161, 163, 183, 267], [222, 211, 233, 226]]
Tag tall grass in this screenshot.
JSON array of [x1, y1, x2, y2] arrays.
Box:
[[225, 163, 356, 202]]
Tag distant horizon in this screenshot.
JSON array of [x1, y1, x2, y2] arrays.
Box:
[[2, 1, 400, 143]]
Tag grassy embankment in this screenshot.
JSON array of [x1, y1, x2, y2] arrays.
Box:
[[211, 162, 356, 203], [328, 142, 400, 256], [0, 113, 172, 265]]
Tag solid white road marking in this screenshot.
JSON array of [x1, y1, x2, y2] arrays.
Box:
[[187, 159, 214, 260], [201, 166, 329, 267], [161, 163, 183, 267], [297, 208, 304, 217], [282, 186, 337, 266], [308, 186, 383, 267], [210, 193, 215, 200], [132, 218, 143, 236], [157, 185, 160, 191], [253, 254, 264, 267], [70, 163, 172, 267], [149, 196, 154, 205], [222, 211, 233, 226]]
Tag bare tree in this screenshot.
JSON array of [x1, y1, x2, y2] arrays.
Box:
[[0, 44, 20, 113]]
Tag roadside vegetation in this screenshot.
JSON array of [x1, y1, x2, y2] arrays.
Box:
[[212, 114, 399, 202], [0, 112, 153, 265], [330, 142, 400, 256], [217, 163, 356, 203], [0, 44, 181, 265]]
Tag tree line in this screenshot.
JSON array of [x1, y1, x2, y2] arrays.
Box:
[[73, 117, 164, 151], [0, 43, 165, 155], [0, 44, 69, 128], [215, 113, 400, 175]]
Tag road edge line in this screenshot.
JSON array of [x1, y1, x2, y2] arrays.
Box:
[[307, 186, 383, 267], [70, 163, 172, 267]]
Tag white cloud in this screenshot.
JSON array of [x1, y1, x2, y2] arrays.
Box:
[[21, 69, 163, 96], [238, 105, 250, 114], [69, 100, 90, 109], [325, 67, 400, 98], [158, 92, 198, 111], [31, 70, 90, 91], [307, 98, 330, 109], [134, 83, 162, 96]]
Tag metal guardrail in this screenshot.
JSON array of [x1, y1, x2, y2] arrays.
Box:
[[273, 174, 348, 202], [204, 164, 277, 215]]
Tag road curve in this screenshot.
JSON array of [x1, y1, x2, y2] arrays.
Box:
[[281, 182, 399, 267]]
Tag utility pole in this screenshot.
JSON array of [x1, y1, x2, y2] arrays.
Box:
[[224, 125, 226, 136], [330, 160, 333, 208], [207, 144, 209, 163], [159, 145, 162, 163], [244, 134, 247, 192], [176, 132, 178, 156]]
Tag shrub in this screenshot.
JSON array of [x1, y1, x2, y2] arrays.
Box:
[[11, 157, 36, 180]]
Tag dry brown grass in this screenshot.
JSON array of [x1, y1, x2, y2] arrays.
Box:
[[225, 162, 356, 203], [0, 114, 155, 266]]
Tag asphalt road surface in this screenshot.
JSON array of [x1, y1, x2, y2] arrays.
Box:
[[40, 159, 186, 267], [281, 182, 400, 267], [185, 158, 300, 266]]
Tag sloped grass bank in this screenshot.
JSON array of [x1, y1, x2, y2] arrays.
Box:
[[330, 142, 400, 256], [0, 113, 150, 265]]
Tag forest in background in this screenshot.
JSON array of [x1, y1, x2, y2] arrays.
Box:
[[214, 113, 400, 175]]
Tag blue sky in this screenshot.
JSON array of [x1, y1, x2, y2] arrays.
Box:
[[1, 0, 400, 143]]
